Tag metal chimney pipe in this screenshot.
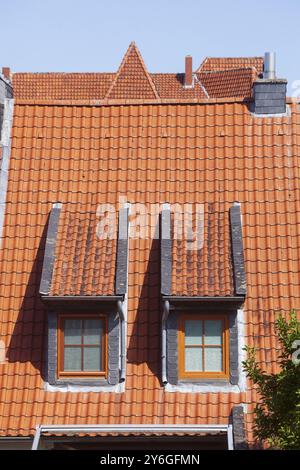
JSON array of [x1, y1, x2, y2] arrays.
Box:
[[263, 52, 276, 79]]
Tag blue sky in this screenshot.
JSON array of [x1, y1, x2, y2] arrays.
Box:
[[1, 0, 299, 93]]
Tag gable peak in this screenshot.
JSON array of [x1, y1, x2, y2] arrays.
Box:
[[105, 42, 159, 99]]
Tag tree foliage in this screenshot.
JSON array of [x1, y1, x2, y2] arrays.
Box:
[[243, 311, 300, 449]]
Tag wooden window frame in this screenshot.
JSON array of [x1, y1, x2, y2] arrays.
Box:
[[178, 313, 229, 380], [57, 313, 107, 379]]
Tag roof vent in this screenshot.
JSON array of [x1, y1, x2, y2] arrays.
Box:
[[184, 55, 194, 88], [252, 51, 287, 115], [263, 52, 276, 79]]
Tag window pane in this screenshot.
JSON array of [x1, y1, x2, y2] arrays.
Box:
[[83, 319, 102, 345], [204, 347, 222, 372], [64, 319, 82, 345], [185, 347, 202, 371], [204, 320, 222, 345], [185, 320, 202, 345], [64, 347, 81, 371], [83, 347, 101, 371]]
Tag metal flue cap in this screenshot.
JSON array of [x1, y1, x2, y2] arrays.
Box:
[[263, 52, 276, 79]]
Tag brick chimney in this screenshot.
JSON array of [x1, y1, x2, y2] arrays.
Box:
[[253, 52, 287, 115], [184, 55, 193, 88]]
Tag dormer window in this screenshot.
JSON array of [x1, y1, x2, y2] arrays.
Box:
[[178, 314, 229, 379], [40, 204, 129, 387], [160, 203, 246, 387], [58, 314, 107, 379]]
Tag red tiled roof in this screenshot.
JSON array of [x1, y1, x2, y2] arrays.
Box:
[[199, 68, 256, 98], [50, 206, 117, 296], [0, 97, 298, 446], [0, 46, 297, 448], [106, 42, 159, 99], [171, 203, 234, 296], [12, 73, 114, 100], [198, 56, 264, 74], [12, 46, 261, 101], [12, 68, 255, 101], [152, 74, 207, 99]]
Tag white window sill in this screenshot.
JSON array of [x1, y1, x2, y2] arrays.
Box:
[[164, 382, 241, 393], [44, 381, 125, 393]]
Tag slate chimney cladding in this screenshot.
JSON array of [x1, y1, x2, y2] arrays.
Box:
[[253, 52, 287, 115]]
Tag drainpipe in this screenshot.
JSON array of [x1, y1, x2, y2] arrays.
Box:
[[117, 300, 126, 382], [162, 300, 170, 384]]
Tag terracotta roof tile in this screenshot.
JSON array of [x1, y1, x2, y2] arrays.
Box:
[[13, 73, 114, 100], [105, 42, 159, 99], [50, 206, 117, 296], [12, 48, 262, 101], [198, 68, 255, 98], [151, 74, 207, 99], [198, 56, 264, 74], [0, 52, 297, 447], [13, 69, 256, 101], [171, 203, 234, 296]]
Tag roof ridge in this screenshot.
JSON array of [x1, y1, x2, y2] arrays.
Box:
[[14, 72, 115, 76], [150, 72, 184, 76], [105, 42, 159, 99], [196, 57, 209, 73], [203, 55, 263, 59], [14, 95, 251, 106]]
